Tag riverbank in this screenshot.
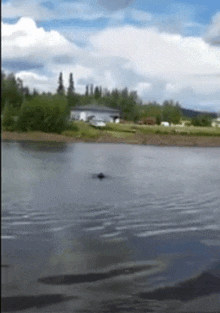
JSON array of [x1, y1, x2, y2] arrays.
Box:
[[2, 131, 220, 147]]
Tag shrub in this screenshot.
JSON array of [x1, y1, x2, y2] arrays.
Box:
[[191, 114, 212, 127], [17, 95, 68, 134], [66, 121, 79, 132], [185, 121, 191, 126]]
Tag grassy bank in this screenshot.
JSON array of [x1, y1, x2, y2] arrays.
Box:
[[2, 121, 220, 147], [102, 122, 220, 136]]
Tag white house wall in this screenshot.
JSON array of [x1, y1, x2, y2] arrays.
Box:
[[70, 110, 120, 123], [79, 111, 87, 121]]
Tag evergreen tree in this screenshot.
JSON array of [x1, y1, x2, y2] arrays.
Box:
[[121, 87, 128, 98], [85, 85, 89, 96], [94, 86, 101, 99], [67, 73, 75, 96], [16, 77, 23, 91], [67, 74, 78, 107], [57, 72, 65, 95], [1, 72, 23, 110], [32, 89, 39, 97]]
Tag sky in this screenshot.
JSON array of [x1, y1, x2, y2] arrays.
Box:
[[2, 0, 220, 112]]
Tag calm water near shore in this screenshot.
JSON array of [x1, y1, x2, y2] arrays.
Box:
[[2, 141, 220, 312]]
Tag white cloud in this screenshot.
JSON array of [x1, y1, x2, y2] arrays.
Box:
[[2, 17, 78, 60], [90, 26, 220, 78], [2, 17, 220, 111], [15, 71, 48, 82], [15, 71, 52, 91], [204, 12, 220, 45], [136, 82, 152, 93], [89, 25, 220, 108]]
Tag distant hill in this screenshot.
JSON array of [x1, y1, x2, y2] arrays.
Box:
[[181, 108, 217, 119]]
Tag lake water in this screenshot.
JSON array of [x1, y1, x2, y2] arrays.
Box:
[[2, 141, 220, 312]]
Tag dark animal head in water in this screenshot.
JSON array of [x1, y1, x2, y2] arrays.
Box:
[[97, 173, 105, 179]]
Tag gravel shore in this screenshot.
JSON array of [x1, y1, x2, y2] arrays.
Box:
[[2, 131, 220, 147]]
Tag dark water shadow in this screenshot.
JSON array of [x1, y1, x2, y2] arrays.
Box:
[[1, 264, 10, 268], [38, 264, 154, 285], [1, 294, 77, 312], [91, 173, 112, 180], [18, 141, 68, 153], [138, 270, 220, 302]]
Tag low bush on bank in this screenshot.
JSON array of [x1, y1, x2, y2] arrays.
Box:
[[105, 123, 136, 133], [66, 121, 80, 132], [137, 125, 220, 136], [16, 95, 69, 134], [62, 121, 101, 140]]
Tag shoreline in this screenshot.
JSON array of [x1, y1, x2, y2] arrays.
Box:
[[2, 131, 220, 147]]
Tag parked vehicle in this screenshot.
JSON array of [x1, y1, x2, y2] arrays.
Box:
[[161, 121, 170, 127], [90, 119, 106, 127]]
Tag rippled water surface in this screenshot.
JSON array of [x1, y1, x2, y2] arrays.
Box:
[[2, 141, 220, 312]]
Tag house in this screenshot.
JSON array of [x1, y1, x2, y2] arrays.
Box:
[[70, 105, 121, 123]]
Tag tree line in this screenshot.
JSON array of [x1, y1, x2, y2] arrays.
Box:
[[1, 71, 213, 133]]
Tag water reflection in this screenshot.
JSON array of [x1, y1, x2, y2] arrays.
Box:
[[38, 262, 162, 285], [138, 268, 220, 301], [18, 141, 68, 153], [2, 142, 220, 312]]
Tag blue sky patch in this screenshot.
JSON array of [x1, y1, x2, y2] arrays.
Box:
[[2, 59, 44, 72]]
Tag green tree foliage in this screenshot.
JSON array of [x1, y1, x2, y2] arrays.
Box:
[[1, 72, 24, 110], [85, 85, 89, 96], [67, 73, 78, 107], [105, 88, 120, 109], [162, 100, 182, 124], [57, 72, 65, 95], [191, 114, 212, 127], [2, 104, 16, 131], [32, 89, 39, 98], [94, 86, 101, 99], [138, 102, 162, 124], [67, 73, 75, 96], [17, 95, 68, 133], [2, 70, 187, 127], [121, 91, 140, 121]]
